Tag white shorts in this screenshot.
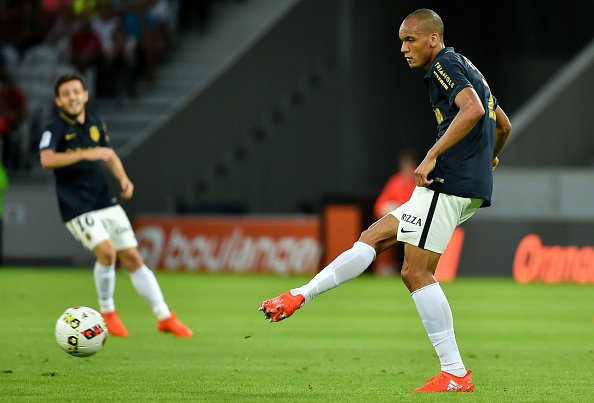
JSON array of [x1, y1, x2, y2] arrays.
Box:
[[65, 205, 138, 251], [390, 187, 482, 253]]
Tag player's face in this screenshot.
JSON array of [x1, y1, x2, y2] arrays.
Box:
[[399, 18, 435, 70], [55, 80, 88, 116]]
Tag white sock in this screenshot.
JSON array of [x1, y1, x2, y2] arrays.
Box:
[[291, 241, 376, 303], [129, 265, 171, 320], [94, 261, 116, 312], [411, 282, 467, 377]]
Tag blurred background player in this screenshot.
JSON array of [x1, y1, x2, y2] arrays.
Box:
[[260, 8, 512, 393], [373, 149, 418, 275], [39, 73, 192, 338]]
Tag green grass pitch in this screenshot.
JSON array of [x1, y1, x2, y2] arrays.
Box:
[[0, 268, 592, 402]]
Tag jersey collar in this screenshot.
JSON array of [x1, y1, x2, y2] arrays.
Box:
[[59, 111, 83, 126], [424, 47, 455, 79]]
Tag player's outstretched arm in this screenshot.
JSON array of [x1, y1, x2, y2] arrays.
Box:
[[104, 151, 134, 199], [40, 147, 114, 169]]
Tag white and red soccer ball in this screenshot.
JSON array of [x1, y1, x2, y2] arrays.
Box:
[[55, 306, 108, 357]]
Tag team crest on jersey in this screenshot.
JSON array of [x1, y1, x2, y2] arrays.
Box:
[[89, 126, 101, 142]]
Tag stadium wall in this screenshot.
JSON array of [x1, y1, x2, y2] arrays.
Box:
[[502, 39, 594, 167], [121, 0, 347, 216]]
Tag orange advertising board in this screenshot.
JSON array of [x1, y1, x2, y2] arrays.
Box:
[[513, 234, 594, 284], [133, 215, 322, 274]]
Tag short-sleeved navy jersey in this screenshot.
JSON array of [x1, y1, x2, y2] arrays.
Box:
[[39, 111, 116, 222], [423, 47, 497, 207]]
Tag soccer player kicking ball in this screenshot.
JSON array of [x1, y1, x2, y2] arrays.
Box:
[[260, 9, 511, 392], [40, 73, 192, 338]]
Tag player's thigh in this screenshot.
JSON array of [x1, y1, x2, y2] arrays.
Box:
[[359, 213, 400, 253], [392, 187, 474, 254], [99, 205, 139, 251], [65, 212, 111, 252]]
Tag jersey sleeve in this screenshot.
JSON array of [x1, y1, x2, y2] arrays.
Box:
[[38, 122, 61, 151], [430, 56, 472, 107]]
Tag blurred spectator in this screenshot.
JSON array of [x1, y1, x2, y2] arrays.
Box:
[[374, 150, 418, 218], [0, 68, 26, 170], [119, 0, 174, 85], [5, 1, 46, 56], [72, 0, 101, 17], [92, 2, 137, 97], [45, 3, 79, 60], [142, 0, 174, 80], [42, 0, 75, 13], [70, 15, 102, 73], [373, 149, 419, 275]]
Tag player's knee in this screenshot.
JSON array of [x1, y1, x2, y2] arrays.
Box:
[[401, 257, 437, 292], [94, 242, 116, 265], [400, 261, 428, 289], [359, 215, 399, 250], [359, 226, 385, 246], [117, 248, 144, 271], [400, 262, 414, 288], [358, 229, 374, 245]]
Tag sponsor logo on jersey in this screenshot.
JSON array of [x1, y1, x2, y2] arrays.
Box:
[[90, 126, 100, 142]]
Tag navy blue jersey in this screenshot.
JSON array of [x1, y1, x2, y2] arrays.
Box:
[[39, 111, 116, 222], [423, 47, 497, 207]]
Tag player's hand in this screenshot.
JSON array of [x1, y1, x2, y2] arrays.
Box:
[[85, 147, 115, 162], [120, 177, 134, 199], [492, 156, 500, 171], [414, 154, 436, 187]]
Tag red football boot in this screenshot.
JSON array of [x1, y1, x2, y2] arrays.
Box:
[[101, 311, 129, 337], [412, 370, 474, 392], [259, 292, 305, 322], [157, 311, 193, 338]]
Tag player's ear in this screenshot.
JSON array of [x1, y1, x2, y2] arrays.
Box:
[[429, 33, 439, 47]]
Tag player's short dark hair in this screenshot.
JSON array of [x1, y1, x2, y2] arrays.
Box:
[[54, 73, 87, 96]]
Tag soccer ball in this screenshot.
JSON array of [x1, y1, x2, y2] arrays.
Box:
[[55, 306, 108, 357]]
